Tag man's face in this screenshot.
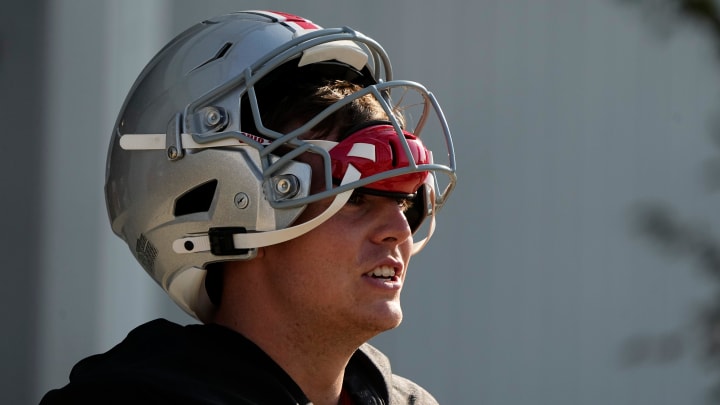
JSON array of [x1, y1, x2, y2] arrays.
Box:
[[259, 189, 414, 338]]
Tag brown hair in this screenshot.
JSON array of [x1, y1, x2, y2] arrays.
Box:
[[261, 79, 396, 140]]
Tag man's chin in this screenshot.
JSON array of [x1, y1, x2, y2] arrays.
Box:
[[362, 303, 404, 333]]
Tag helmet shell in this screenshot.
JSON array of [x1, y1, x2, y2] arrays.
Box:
[[106, 12, 322, 320]]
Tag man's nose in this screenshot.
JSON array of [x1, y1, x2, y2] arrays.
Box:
[[371, 199, 413, 245]]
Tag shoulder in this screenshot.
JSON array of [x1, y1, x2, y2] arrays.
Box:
[[356, 343, 439, 405], [388, 374, 440, 405], [41, 319, 308, 404], [40, 319, 196, 404]]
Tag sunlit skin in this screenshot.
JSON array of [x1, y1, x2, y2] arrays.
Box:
[[213, 183, 415, 405], [261, 191, 413, 339], [210, 117, 419, 404]]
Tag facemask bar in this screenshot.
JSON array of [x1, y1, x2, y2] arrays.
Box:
[[189, 82, 455, 204], [254, 81, 456, 212], [118, 26, 456, 255], [181, 25, 456, 214]]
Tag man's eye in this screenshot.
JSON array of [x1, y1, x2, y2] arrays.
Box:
[[397, 198, 414, 212], [348, 190, 366, 205]]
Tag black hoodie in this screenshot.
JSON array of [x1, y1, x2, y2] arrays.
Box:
[[41, 319, 438, 404]]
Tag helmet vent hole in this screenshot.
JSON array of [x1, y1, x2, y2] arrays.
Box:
[[190, 42, 233, 72], [174, 180, 218, 216]]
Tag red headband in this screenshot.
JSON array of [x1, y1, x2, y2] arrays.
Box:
[[329, 125, 430, 195]]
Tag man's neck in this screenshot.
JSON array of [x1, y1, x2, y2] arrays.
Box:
[[213, 304, 368, 405]]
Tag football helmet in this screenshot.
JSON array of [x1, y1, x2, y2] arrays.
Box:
[[105, 10, 457, 320]]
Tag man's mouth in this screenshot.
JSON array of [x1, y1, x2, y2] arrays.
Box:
[[365, 266, 396, 280]]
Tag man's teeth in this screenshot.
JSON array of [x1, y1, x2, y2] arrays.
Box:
[[367, 266, 395, 278]]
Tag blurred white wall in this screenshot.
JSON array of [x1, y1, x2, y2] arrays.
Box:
[[34, 1, 178, 399], [6, 0, 720, 404]]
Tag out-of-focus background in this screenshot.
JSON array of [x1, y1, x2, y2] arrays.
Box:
[[4, 0, 720, 403]]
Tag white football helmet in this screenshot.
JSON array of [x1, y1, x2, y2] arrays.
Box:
[[105, 10, 457, 321]]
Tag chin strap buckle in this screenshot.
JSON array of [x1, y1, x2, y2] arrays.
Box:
[[208, 227, 251, 256]]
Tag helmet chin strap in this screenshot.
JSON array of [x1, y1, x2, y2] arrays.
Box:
[[228, 164, 358, 248], [172, 165, 359, 254]]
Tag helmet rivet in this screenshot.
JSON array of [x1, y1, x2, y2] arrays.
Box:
[[167, 146, 179, 160], [205, 108, 221, 126], [234, 192, 249, 209], [276, 179, 291, 194], [271, 175, 300, 199]]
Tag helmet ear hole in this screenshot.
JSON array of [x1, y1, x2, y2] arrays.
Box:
[[174, 180, 218, 216]]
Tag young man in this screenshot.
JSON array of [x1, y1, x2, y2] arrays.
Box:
[[41, 10, 457, 405]]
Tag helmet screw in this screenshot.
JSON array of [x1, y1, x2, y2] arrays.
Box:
[[205, 108, 221, 126], [270, 175, 299, 199], [276, 178, 291, 194], [234, 192, 249, 209], [167, 146, 179, 160]]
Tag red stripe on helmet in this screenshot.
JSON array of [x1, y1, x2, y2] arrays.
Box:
[[267, 10, 320, 30]]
